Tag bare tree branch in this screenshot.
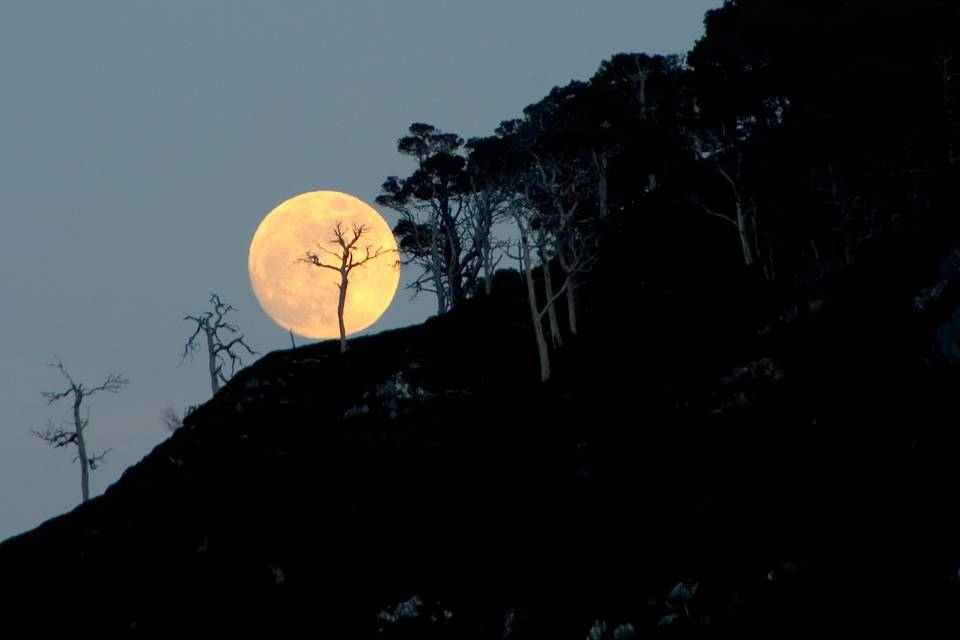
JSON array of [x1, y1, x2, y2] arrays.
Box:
[[297, 220, 396, 353], [86, 449, 112, 470], [31, 421, 77, 448], [84, 372, 131, 396]]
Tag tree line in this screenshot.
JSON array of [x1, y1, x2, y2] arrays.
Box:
[[377, 0, 960, 381], [32, 0, 960, 503]]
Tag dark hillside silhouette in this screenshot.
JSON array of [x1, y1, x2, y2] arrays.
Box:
[[4, 1, 960, 635]]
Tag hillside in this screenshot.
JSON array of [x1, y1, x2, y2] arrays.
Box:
[[4, 210, 960, 636], [5, 2, 960, 635]]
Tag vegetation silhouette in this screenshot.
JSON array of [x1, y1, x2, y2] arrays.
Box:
[[5, 0, 960, 635]]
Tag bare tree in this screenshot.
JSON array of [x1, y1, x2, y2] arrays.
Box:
[[297, 220, 394, 353], [33, 360, 129, 503], [182, 294, 256, 396]]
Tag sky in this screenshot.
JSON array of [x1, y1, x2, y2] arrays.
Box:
[[0, 0, 723, 541]]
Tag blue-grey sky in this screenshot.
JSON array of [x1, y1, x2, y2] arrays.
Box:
[[0, 1, 722, 541]]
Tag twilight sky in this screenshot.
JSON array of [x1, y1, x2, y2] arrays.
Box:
[[0, 0, 722, 541]]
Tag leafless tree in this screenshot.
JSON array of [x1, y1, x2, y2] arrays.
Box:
[[33, 360, 129, 503], [182, 294, 255, 396], [297, 221, 395, 353]]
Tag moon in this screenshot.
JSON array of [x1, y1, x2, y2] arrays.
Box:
[[248, 191, 400, 339]]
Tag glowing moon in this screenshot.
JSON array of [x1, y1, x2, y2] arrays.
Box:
[[248, 191, 400, 339]]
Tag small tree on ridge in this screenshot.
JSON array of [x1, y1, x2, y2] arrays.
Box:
[[33, 360, 129, 503], [297, 221, 392, 353]]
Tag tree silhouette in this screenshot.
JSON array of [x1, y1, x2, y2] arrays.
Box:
[[33, 360, 129, 503], [377, 123, 477, 313], [463, 136, 518, 297], [298, 221, 392, 353], [182, 294, 255, 396]]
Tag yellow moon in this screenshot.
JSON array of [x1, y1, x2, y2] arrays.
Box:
[[248, 191, 400, 339]]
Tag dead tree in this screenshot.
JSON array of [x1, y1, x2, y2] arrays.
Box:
[[33, 360, 129, 503], [182, 293, 255, 396], [298, 221, 393, 353]]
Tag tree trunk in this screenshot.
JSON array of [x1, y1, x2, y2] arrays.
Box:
[[206, 328, 219, 395], [446, 225, 465, 309], [338, 274, 349, 353], [566, 280, 578, 335], [522, 232, 551, 382], [539, 243, 563, 349], [73, 399, 89, 503], [594, 150, 609, 219], [636, 71, 648, 118], [429, 218, 446, 314], [483, 234, 494, 296]]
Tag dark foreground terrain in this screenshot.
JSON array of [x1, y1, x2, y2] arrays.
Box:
[[4, 213, 960, 637]]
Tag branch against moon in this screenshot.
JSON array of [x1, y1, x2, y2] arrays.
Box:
[[32, 359, 129, 503], [297, 221, 397, 353], [249, 191, 401, 339]]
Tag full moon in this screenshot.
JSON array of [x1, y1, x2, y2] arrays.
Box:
[[248, 191, 400, 339]]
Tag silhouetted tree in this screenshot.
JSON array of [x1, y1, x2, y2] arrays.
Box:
[[297, 221, 393, 353], [525, 148, 603, 340], [495, 99, 606, 347], [463, 136, 518, 296], [512, 208, 564, 382], [377, 123, 478, 313], [182, 294, 255, 396], [33, 360, 129, 503]]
